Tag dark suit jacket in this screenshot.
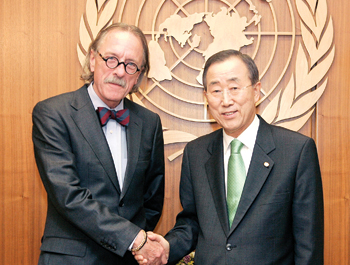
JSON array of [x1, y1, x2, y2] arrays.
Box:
[[165, 116, 323, 265], [32, 85, 164, 265]]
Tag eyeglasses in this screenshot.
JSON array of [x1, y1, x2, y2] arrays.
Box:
[[206, 84, 254, 99], [98, 52, 141, 75]]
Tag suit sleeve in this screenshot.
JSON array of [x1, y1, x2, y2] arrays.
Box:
[[293, 138, 324, 264], [165, 145, 199, 265], [143, 114, 165, 231], [32, 101, 142, 257]]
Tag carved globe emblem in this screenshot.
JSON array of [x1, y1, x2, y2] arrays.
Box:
[[139, 0, 295, 123], [78, 0, 334, 133]]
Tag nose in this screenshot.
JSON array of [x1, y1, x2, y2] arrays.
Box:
[[222, 89, 233, 106]]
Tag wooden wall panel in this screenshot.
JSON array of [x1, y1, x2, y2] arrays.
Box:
[[0, 0, 349, 264], [317, 1, 350, 263], [0, 1, 86, 264]]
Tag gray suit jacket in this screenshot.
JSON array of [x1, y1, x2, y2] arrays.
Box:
[[165, 116, 323, 265], [32, 85, 164, 264]]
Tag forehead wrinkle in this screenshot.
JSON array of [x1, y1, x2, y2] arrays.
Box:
[[227, 77, 240, 83], [98, 30, 143, 65]]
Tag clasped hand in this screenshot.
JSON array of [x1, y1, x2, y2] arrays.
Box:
[[132, 232, 169, 265]]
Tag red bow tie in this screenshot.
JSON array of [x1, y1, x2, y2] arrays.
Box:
[[96, 107, 130, 127]]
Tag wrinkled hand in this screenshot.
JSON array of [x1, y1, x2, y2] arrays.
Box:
[[133, 232, 169, 265]]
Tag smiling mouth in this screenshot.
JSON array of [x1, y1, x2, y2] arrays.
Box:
[[223, 111, 237, 116]]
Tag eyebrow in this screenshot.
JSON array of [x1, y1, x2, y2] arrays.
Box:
[[208, 80, 220, 87], [103, 52, 139, 64], [208, 77, 240, 87]]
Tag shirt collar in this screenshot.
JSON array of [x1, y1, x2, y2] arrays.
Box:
[[87, 82, 124, 111], [223, 115, 260, 153]]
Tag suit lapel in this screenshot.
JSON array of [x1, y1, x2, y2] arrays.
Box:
[[70, 85, 121, 193], [230, 117, 275, 233], [205, 130, 231, 236], [120, 99, 142, 199]]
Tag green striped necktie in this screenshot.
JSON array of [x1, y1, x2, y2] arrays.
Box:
[[227, 139, 246, 227]]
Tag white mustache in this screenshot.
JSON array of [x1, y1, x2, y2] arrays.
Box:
[[104, 76, 126, 88]]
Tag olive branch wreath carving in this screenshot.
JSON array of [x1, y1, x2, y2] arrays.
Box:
[[77, 0, 118, 66], [261, 0, 335, 131], [77, 0, 334, 160]]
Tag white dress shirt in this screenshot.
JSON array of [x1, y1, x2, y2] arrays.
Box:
[[88, 83, 127, 190], [223, 115, 260, 196]]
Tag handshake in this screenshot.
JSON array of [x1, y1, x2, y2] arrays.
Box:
[[132, 230, 170, 265]]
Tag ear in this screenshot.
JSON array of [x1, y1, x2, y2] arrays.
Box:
[[203, 90, 208, 101], [253, 82, 261, 103], [90, 50, 96, 72]]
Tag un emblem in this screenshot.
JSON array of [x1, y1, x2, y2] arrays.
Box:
[[77, 0, 334, 159]]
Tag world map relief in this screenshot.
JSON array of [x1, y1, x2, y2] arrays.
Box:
[[148, 7, 261, 83]]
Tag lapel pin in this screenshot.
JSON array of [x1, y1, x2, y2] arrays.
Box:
[[264, 162, 270, 168]]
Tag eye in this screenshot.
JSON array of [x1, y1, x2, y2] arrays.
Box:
[[106, 57, 119, 67], [107, 57, 118, 62], [212, 89, 222, 94], [126, 62, 138, 70], [229, 86, 239, 91]]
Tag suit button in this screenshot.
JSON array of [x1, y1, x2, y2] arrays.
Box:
[[226, 244, 237, 251]]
